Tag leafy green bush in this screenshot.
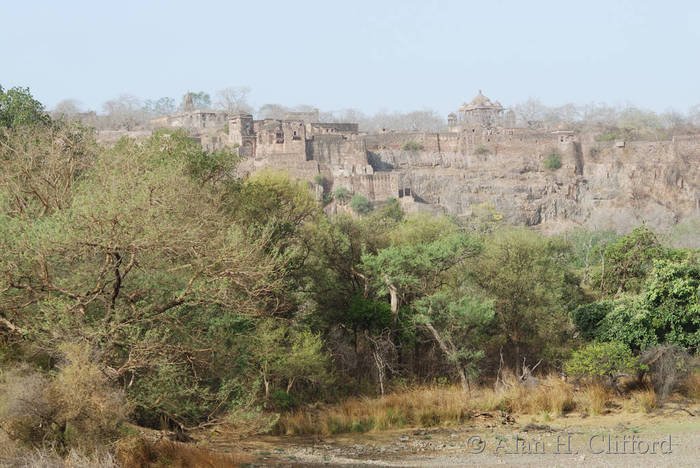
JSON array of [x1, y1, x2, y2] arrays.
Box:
[[270, 391, 298, 411], [565, 342, 641, 387], [601, 260, 700, 350], [314, 174, 325, 186], [350, 194, 371, 214], [402, 140, 424, 151], [543, 152, 562, 170], [334, 187, 350, 202]]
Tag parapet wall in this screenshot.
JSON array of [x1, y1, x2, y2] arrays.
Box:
[[307, 135, 367, 166]]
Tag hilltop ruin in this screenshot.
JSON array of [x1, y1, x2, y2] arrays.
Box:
[[142, 91, 700, 232]]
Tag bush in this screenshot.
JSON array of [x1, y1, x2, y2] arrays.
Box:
[[565, 342, 641, 391], [571, 301, 614, 340], [270, 390, 299, 411], [402, 140, 424, 151], [334, 187, 350, 202], [349, 194, 371, 214], [0, 344, 127, 453], [474, 145, 489, 155], [543, 152, 562, 170], [640, 345, 692, 399], [313, 174, 325, 186]]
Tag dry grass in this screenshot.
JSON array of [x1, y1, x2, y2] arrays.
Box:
[[0, 431, 117, 467], [575, 384, 613, 415], [680, 371, 700, 399], [276, 373, 698, 436], [115, 436, 252, 468], [277, 376, 579, 436]]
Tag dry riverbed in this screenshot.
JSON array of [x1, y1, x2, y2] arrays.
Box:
[[208, 403, 700, 467]]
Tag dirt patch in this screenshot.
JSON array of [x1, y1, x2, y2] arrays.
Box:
[[208, 404, 700, 466]]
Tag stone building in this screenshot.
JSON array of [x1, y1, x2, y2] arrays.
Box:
[[448, 90, 515, 131]]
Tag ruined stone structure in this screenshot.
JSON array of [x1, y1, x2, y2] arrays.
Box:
[[448, 90, 516, 131], [144, 92, 700, 232]]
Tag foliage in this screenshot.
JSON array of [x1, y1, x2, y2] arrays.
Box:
[[0, 344, 127, 453], [413, 292, 494, 381], [571, 301, 614, 340], [314, 174, 325, 186], [595, 225, 668, 295], [0, 128, 304, 430], [0, 85, 50, 129], [349, 194, 371, 214], [543, 152, 562, 170], [252, 319, 332, 398], [466, 229, 583, 370], [143, 97, 176, 117], [565, 342, 641, 381], [601, 260, 700, 350], [184, 91, 211, 110], [333, 187, 350, 202], [401, 140, 424, 151]]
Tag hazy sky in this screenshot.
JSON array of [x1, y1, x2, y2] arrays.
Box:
[[2, 0, 699, 115]]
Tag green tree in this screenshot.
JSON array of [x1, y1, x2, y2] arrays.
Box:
[[413, 292, 494, 390], [252, 319, 331, 398], [0, 130, 295, 429], [360, 226, 483, 390], [601, 260, 700, 350], [466, 229, 583, 372], [596, 225, 667, 295], [0, 85, 50, 128], [184, 91, 211, 110], [143, 96, 177, 116]]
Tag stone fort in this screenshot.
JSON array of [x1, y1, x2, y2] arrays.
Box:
[[148, 91, 700, 232]]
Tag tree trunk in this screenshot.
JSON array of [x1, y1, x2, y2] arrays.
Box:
[[424, 322, 469, 392], [383, 274, 399, 321]]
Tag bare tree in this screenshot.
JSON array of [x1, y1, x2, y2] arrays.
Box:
[[143, 97, 177, 117], [257, 103, 289, 120], [215, 86, 252, 114], [102, 94, 147, 130], [51, 99, 82, 120]]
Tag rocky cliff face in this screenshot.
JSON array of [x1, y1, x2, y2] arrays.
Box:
[[367, 136, 700, 233]]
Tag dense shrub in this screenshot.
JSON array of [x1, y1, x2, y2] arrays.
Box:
[[571, 301, 614, 340], [334, 187, 350, 202], [350, 194, 371, 214], [0, 344, 127, 453], [402, 140, 424, 151], [543, 152, 562, 170], [565, 342, 641, 391]]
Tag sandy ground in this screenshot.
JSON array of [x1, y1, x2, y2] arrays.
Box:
[[215, 403, 700, 467]]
